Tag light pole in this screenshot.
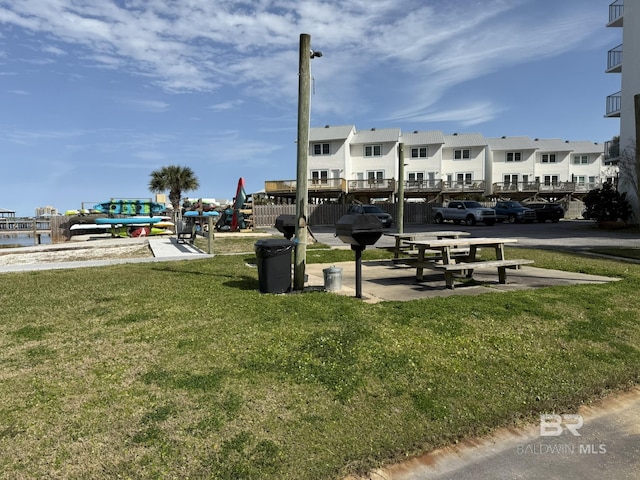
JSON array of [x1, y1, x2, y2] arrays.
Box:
[[293, 33, 322, 290]]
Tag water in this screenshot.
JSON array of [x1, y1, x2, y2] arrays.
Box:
[[0, 234, 52, 247]]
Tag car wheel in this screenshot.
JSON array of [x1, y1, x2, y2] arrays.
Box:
[[507, 214, 516, 224], [466, 215, 476, 226], [434, 213, 444, 224]]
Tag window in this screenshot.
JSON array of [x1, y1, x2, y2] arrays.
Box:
[[542, 153, 556, 163], [454, 149, 470, 159], [367, 171, 384, 184], [506, 152, 522, 162], [456, 173, 472, 185], [503, 174, 518, 189], [573, 155, 589, 165], [408, 172, 424, 182], [544, 175, 559, 186], [311, 170, 328, 184], [364, 145, 382, 157], [411, 146, 428, 158], [313, 143, 330, 155]]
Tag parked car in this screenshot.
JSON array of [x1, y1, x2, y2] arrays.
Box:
[[433, 200, 497, 226], [526, 203, 565, 223], [347, 204, 394, 228], [493, 201, 537, 223]]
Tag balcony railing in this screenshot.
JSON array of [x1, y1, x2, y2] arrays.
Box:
[[573, 182, 601, 193], [264, 180, 297, 194], [608, 0, 623, 27], [606, 92, 621, 117], [404, 179, 442, 193], [606, 44, 622, 73], [492, 181, 576, 194], [441, 180, 487, 193], [309, 178, 347, 192], [348, 178, 396, 192]]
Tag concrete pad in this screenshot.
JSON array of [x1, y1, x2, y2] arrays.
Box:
[[304, 260, 618, 303], [147, 237, 208, 258]]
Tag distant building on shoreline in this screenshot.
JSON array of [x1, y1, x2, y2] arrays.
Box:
[[35, 206, 59, 217]]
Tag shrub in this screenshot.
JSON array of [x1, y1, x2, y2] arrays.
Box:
[[582, 182, 632, 223]]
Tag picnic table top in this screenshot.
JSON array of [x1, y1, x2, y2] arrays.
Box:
[[384, 231, 471, 239], [405, 237, 518, 248]]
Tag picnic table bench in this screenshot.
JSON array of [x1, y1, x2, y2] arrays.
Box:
[[382, 231, 471, 259], [404, 237, 534, 288]]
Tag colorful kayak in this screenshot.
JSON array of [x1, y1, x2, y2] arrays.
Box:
[[184, 210, 219, 217], [93, 199, 166, 215], [95, 217, 162, 225]]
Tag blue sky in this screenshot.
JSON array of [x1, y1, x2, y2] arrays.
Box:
[[0, 0, 621, 216]]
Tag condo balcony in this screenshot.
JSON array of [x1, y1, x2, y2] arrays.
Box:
[[604, 139, 620, 163], [347, 178, 396, 194], [605, 92, 621, 118], [607, 0, 623, 27], [606, 44, 622, 73]]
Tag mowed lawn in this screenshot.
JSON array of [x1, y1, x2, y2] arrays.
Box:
[[0, 239, 639, 479]]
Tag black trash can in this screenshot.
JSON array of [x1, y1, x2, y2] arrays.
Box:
[[254, 239, 294, 293]]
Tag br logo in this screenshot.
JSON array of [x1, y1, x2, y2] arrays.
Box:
[[539, 414, 583, 437]]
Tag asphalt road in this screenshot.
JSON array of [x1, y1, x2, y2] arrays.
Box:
[[308, 219, 640, 251]]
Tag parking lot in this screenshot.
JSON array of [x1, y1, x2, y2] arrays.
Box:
[[308, 219, 640, 252]]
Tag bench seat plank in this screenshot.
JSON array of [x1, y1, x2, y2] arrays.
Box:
[[432, 259, 534, 288]]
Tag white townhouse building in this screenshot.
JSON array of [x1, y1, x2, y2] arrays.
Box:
[[486, 136, 538, 193], [265, 125, 613, 204], [440, 133, 488, 192], [401, 130, 445, 192], [605, 0, 639, 215], [348, 128, 401, 199]]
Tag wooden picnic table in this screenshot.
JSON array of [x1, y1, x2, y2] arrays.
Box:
[[404, 237, 533, 288], [383, 231, 471, 259]]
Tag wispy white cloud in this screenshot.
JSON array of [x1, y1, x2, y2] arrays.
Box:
[[0, 0, 612, 124], [404, 102, 506, 127], [209, 100, 245, 112], [123, 98, 170, 112], [8, 89, 28, 95]]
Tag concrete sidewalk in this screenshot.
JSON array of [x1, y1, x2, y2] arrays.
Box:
[[355, 387, 640, 480], [0, 237, 210, 274]]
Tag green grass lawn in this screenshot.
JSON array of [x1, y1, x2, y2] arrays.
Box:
[[0, 240, 639, 479]]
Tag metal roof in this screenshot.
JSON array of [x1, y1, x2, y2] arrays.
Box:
[[309, 125, 355, 142], [566, 141, 604, 155], [531, 138, 574, 152], [485, 136, 539, 150], [443, 132, 487, 148], [0, 207, 15, 214], [351, 128, 401, 144], [401, 130, 445, 145]]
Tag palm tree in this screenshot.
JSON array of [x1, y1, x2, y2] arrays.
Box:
[[148, 165, 199, 217]]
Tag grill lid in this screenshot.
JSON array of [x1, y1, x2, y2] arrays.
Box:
[[335, 214, 383, 246]]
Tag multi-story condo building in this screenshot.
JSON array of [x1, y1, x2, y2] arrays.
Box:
[[265, 125, 612, 204], [605, 0, 638, 213]]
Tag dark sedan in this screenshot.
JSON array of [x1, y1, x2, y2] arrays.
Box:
[[526, 203, 564, 223], [347, 204, 394, 228]]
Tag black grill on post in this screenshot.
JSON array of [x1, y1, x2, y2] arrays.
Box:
[[335, 214, 383, 298], [275, 214, 297, 240]]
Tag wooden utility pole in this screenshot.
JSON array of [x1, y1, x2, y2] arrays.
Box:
[[397, 143, 405, 233], [294, 34, 321, 290]]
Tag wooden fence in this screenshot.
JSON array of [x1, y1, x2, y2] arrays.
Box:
[[253, 200, 586, 227], [253, 203, 437, 227]]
